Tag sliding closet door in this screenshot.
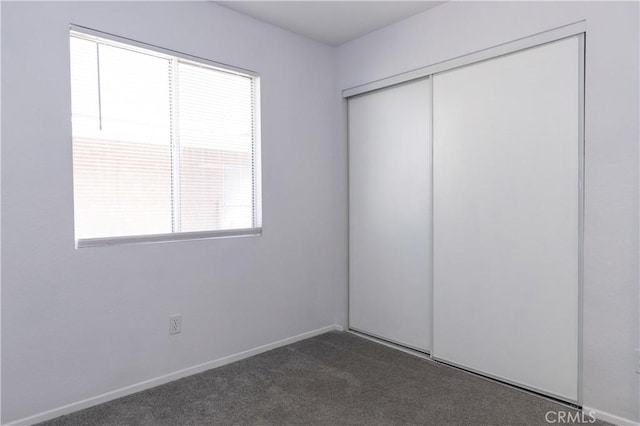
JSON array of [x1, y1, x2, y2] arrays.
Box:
[[349, 78, 431, 352], [432, 36, 581, 401]]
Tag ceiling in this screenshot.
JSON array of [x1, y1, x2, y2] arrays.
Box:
[[213, 1, 445, 46]]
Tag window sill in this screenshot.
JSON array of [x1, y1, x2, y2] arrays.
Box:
[[75, 228, 262, 248]]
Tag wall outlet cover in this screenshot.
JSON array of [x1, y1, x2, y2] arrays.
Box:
[[169, 314, 182, 335]]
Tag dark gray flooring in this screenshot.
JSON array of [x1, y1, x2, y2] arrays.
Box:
[[38, 331, 608, 426]]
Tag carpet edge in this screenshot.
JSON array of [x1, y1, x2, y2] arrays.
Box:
[[6, 324, 344, 426]]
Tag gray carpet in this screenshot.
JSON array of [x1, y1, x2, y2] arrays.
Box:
[[38, 331, 608, 426]]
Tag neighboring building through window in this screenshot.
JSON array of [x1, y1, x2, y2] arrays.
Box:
[[69, 28, 261, 247]]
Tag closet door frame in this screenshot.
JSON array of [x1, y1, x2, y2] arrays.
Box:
[[344, 21, 585, 405]]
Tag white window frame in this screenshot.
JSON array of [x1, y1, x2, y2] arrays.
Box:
[[70, 25, 262, 248]]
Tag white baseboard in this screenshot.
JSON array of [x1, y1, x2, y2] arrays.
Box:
[[7, 324, 344, 426], [583, 406, 639, 426]]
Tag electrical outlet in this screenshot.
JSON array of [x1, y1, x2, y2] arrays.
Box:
[[169, 314, 182, 335]]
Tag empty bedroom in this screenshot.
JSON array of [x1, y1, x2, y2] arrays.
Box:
[[0, 1, 638, 425]]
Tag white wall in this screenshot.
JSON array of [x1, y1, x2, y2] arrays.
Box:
[[0, 1, 345, 422], [338, 1, 639, 423]]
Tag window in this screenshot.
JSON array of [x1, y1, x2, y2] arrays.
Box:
[[69, 28, 261, 247]]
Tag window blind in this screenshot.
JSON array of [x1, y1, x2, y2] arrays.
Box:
[[69, 30, 260, 245]]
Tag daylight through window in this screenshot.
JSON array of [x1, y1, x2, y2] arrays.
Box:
[[70, 29, 261, 247]]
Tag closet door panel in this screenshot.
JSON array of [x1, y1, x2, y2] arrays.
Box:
[[348, 78, 431, 352], [432, 36, 580, 400]]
